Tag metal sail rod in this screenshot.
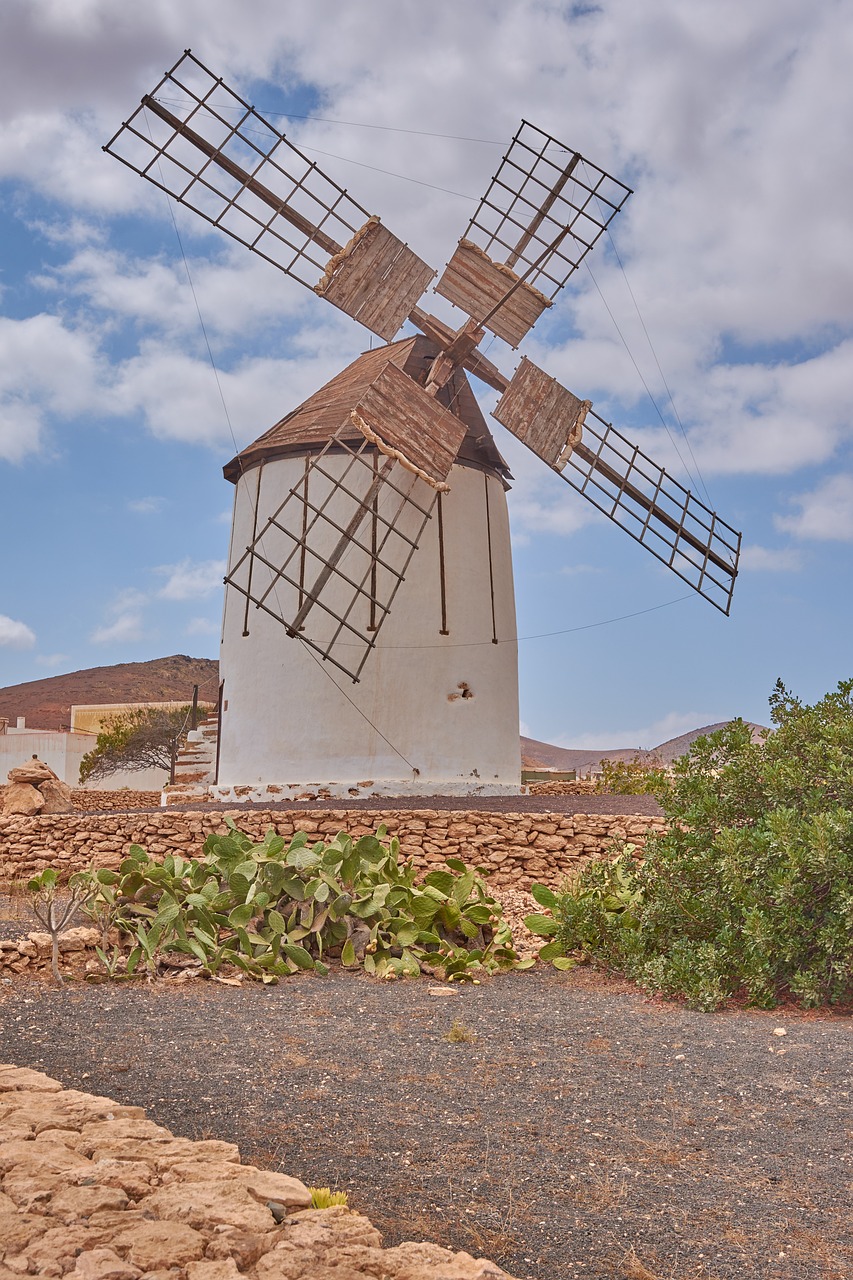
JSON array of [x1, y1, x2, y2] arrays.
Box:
[[287, 455, 396, 635], [573, 441, 734, 577], [141, 95, 344, 257], [505, 151, 582, 269]]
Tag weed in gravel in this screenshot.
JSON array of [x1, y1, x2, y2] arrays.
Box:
[[620, 1250, 663, 1280], [444, 1018, 476, 1043], [309, 1186, 348, 1208]]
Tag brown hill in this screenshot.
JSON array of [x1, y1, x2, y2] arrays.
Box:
[[649, 721, 768, 765], [522, 721, 769, 774], [521, 736, 643, 775], [0, 656, 219, 731]]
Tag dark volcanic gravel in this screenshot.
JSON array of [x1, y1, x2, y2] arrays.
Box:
[[1, 968, 849, 1280], [90, 794, 663, 816]]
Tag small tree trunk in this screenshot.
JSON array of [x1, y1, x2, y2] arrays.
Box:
[[50, 933, 63, 984]]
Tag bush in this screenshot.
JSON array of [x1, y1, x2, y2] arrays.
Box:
[[57, 821, 528, 983], [595, 757, 668, 795], [526, 679, 853, 1010]]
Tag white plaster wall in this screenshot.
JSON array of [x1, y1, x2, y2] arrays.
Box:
[[0, 732, 166, 789], [217, 454, 521, 797]]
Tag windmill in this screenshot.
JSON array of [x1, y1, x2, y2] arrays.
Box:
[[104, 50, 740, 800]]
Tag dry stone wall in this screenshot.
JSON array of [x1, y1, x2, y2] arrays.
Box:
[[0, 1064, 514, 1278], [526, 780, 598, 796], [71, 790, 162, 812], [0, 808, 664, 888]]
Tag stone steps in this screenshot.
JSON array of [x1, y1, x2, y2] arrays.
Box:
[[165, 716, 219, 804]]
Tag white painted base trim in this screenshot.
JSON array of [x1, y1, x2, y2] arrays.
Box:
[[206, 776, 523, 803]]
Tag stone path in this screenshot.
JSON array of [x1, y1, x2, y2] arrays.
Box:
[[0, 1063, 514, 1279]]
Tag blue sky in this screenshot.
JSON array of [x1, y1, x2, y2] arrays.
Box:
[[1, 0, 851, 748]]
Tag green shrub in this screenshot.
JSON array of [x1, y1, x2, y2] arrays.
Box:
[[595, 757, 669, 795], [526, 679, 853, 1010], [60, 821, 528, 984]]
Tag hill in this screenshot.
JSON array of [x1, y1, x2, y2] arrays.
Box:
[[0, 656, 219, 731], [521, 721, 768, 774]]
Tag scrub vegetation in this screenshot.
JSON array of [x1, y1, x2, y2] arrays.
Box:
[[527, 678, 853, 1010]]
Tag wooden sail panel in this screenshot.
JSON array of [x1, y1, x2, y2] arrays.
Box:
[[315, 219, 435, 341], [493, 358, 590, 470], [352, 361, 467, 489], [435, 240, 551, 348]]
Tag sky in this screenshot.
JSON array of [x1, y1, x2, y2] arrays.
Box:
[[1, 0, 852, 750]]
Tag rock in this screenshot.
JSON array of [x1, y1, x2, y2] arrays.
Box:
[[77, 1117, 173, 1155], [0, 1066, 63, 1093], [136, 1180, 277, 1232], [7, 759, 57, 786], [2, 782, 45, 816], [113, 1221, 206, 1270], [167, 1160, 312, 1209], [72, 1248, 142, 1279], [88, 1136, 239, 1169], [39, 777, 75, 815], [0, 1210, 51, 1256], [87, 1158, 156, 1199], [185, 1263, 242, 1280], [50, 1183, 129, 1222], [204, 1228, 274, 1269], [57, 926, 101, 951]]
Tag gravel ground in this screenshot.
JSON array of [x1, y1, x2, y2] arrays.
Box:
[[1, 966, 849, 1280], [83, 794, 663, 816]]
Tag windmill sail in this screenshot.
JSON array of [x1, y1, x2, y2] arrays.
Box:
[[436, 121, 632, 347], [494, 361, 740, 615], [224, 357, 466, 682], [103, 50, 433, 340]]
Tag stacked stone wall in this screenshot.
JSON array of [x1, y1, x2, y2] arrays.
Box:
[[71, 789, 162, 812], [0, 808, 664, 888], [526, 780, 598, 796]]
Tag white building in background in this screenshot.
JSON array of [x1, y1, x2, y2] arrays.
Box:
[[0, 709, 172, 791]]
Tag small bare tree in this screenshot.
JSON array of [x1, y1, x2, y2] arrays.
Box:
[[27, 869, 93, 984]]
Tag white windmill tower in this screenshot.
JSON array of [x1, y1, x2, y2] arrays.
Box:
[[105, 52, 741, 801]]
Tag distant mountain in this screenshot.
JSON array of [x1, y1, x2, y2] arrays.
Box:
[[0, 656, 219, 731], [521, 737, 643, 775], [649, 721, 768, 765], [522, 721, 768, 773]]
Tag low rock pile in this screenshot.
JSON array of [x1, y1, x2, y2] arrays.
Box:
[[0, 1064, 514, 1278], [2, 759, 74, 817], [0, 927, 101, 979]]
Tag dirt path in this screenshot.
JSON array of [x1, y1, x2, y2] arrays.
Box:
[[1, 967, 849, 1280]]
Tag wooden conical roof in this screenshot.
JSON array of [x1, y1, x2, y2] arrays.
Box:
[[223, 334, 511, 485]]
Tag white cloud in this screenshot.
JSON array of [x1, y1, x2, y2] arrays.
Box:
[[127, 496, 164, 514], [156, 558, 226, 600], [739, 544, 803, 572], [775, 474, 853, 542], [35, 652, 70, 668], [185, 616, 220, 636], [0, 314, 105, 462], [557, 709, 725, 752], [89, 587, 149, 644], [0, 615, 36, 649], [90, 612, 145, 644]]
